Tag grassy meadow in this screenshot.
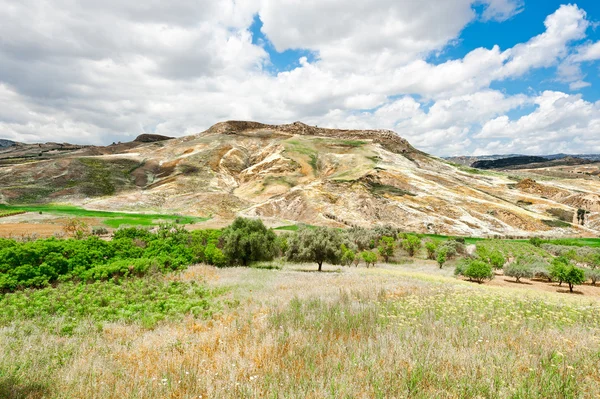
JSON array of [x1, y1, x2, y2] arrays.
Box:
[[2, 262, 600, 398]]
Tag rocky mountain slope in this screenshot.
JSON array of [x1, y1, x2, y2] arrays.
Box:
[[1, 121, 599, 237]]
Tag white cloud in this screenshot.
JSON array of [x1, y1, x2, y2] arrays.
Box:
[[0, 1, 598, 157]]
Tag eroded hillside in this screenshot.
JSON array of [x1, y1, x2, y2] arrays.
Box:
[[1, 121, 599, 237]]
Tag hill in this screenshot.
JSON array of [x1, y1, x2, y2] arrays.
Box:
[[1, 121, 599, 237], [472, 156, 549, 169], [0, 139, 15, 148]]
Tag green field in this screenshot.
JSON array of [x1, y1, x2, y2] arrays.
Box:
[[0, 204, 209, 228]]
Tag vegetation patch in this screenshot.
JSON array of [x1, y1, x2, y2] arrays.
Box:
[[368, 182, 416, 197], [542, 219, 571, 228]]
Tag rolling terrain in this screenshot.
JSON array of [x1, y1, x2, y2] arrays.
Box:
[[1, 121, 599, 237]]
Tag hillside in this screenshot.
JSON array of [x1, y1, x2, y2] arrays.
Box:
[[1, 121, 599, 237], [472, 156, 549, 169]]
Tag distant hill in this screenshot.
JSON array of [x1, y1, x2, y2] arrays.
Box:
[[472, 156, 549, 170], [447, 153, 600, 166], [0, 139, 15, 148]]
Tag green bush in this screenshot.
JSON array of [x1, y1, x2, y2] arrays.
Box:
[[436, 248, 447, 269], [377, 236, 395, 262], [221, 217, 277, 266], [425, 241, 437, 260], [401, 234, 421, 257], [360, 251, 377, 268], [459, 260, 494, 284], [340, 244, 356, 266]]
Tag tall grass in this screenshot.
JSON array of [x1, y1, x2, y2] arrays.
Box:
[[2, 265, 599, 398]]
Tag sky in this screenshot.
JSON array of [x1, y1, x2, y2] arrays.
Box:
[[1, 1, 600, 156]]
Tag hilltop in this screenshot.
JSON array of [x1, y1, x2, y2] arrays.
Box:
[[1, 121, 599, 237]]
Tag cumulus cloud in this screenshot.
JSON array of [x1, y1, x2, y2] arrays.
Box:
[[0, 0, 598, 157]]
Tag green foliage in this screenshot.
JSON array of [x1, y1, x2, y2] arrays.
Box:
[[377, 236, 395, 262], [457, 260, 494, 284], [503, 261, 533, 282], [286, 226, 343, 271], [425, 241, 438, 260], [360, 251, 377, 268], [0, 276, 219, 330], [401, 234, 421, 257], [564, 266, 586, 293], [221, 217, 277, 266], [549, 257, 570, 286], [0, 224, 224, 292], [489, 250, 506, 270], [529, 237, 543, 247], [340, 244, 356, 266], [436, 248, 447, 269]]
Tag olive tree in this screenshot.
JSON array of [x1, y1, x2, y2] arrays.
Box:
[[503, 261, 533, 283], [286, 226, 342, 271]]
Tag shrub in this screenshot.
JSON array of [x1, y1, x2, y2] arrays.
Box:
[[460, 260, 494, 284], [401, 234, 421, 257], [377, 236, 395, 262], [92, 227, 109, 236], [425, 241, 438, 260], [221, 217, 277, 266], [340, 244, 356, 266], [436, 248, 447, 269], [529, 237, 543, 247], [503, 261, 533, 282], [489, 250, 506, 269], [360, 251, 377, 268]]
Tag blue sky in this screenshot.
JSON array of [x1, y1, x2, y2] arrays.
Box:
[[1, 0, 599, 156]]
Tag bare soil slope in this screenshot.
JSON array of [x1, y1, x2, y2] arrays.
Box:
[[1, 121, 598, 236]]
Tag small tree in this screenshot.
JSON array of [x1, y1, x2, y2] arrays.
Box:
[[425, 241, 438, 260], [401, 234, 421, 257], [361, 251, 377, 268], [340, 244, 355, 266], [221, 217, 277, 266], [503, 262, 533, 283], [489, 250, 506, 270], [286, 226, 342, 271], [564, 266, 586, 292], [461, 260, 494, 284], [436, 248, 447, 269], [377, 236, 395, 263]]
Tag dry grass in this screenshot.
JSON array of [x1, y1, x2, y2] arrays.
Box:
[[2, 263, 600, 398]]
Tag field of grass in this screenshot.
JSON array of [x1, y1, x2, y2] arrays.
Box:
[[2, 262, 600, 398], [0, 204, 208, 228]]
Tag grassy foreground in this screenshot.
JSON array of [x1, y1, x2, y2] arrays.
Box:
[[1, 263, 600, 398]]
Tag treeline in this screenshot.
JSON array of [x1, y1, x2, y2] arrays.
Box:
[[0, 218, 428, 292]]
